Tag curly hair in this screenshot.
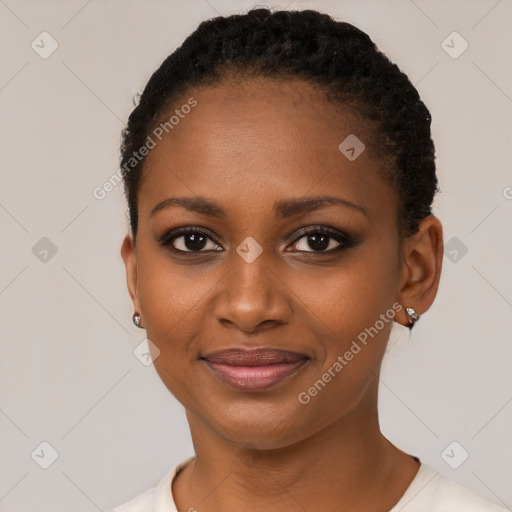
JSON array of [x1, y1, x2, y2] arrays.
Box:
[[120, 8, 438, 240]]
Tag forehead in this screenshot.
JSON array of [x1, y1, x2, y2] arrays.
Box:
[[139, 77, 395, 222]]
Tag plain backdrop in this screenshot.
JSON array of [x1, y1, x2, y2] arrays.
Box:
[[1, 1, 511, 511]]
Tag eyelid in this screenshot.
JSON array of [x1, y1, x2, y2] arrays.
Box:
[[287, 225, 351, 245], [157, 226, 220, 246]]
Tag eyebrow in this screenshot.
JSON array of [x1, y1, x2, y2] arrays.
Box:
[[149, 195, 368, 219]]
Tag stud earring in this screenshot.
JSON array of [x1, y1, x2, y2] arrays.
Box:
[[405, 307, 420, 328], [132, 313, 143, 328]]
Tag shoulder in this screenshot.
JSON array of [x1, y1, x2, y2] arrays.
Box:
[[110, 456, 195, 512], [392, 463, 510, 512], [111, 487, 156, 512], [109, 467, 172, 512]]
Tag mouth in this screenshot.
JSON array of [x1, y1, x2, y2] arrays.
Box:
[[200, 348, 311, 392]]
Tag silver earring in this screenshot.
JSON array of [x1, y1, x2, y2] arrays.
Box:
[[405, 307, 420, 328], [132, 313, 143, 328]]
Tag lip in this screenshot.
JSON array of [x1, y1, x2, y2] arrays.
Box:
[[201, 348, 310, 391]]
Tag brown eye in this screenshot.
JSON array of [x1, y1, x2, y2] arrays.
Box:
[[288, 226, 355, 253], [159, 228, 222, 253]]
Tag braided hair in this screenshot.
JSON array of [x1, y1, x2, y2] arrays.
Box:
[[120, 8, 437, 239]]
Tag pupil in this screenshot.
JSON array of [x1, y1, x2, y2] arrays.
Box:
[[308, 233, 329, 251], [185, 233, 206, 251]]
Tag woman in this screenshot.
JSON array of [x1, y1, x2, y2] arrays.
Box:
[[114, 8, 508, 512]]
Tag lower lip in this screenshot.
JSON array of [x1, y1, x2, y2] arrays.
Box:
[[203, 360, 309, 391]]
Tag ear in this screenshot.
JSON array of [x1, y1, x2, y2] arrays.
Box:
[[121, 234, 142, 316], [395, 215, 443, 327]]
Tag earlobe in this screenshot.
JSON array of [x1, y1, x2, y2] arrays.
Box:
[[396, 215, 443, 327], [121, 234, 141, 314]]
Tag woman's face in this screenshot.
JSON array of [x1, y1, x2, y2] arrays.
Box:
[[122, 78, 418, 449]]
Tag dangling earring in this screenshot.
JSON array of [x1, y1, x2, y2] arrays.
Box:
[[132, 313, 143, 328], [405, 306, 420, 328]]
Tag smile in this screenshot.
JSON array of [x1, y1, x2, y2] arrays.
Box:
[[200, 347, 311, 391]]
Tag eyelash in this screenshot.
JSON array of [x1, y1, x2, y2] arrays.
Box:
[[158, 225, 357, 256]]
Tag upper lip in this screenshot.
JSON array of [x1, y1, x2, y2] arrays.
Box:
[[201, 347, 310, 366]]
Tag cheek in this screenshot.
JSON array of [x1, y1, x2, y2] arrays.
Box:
[[289, 266, 396, 428], [291, 239, 400, 394], [136, 236, 216, 319], [295, 243, 399, 340], [136, 250, 217, 404]]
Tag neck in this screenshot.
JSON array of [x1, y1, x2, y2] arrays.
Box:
[[172, 401, 420, 512]]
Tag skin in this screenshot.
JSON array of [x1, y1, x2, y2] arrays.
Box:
[[121, 77, 443, 512]]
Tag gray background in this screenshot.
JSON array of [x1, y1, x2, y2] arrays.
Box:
[[1, 0, 511, 511]]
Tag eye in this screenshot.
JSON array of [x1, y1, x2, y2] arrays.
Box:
[[159, 227, 222, 253], [158, 225, 356, 256], [288, 226, 354, 253]]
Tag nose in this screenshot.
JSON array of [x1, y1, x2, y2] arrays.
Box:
[[213, 249, 293, 333]]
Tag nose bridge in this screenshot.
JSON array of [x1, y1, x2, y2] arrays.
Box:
[[228, 244, 275, 307], [214, 241, 291, 331]]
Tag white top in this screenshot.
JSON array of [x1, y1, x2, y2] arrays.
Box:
[[112, 456, 509, 512]]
